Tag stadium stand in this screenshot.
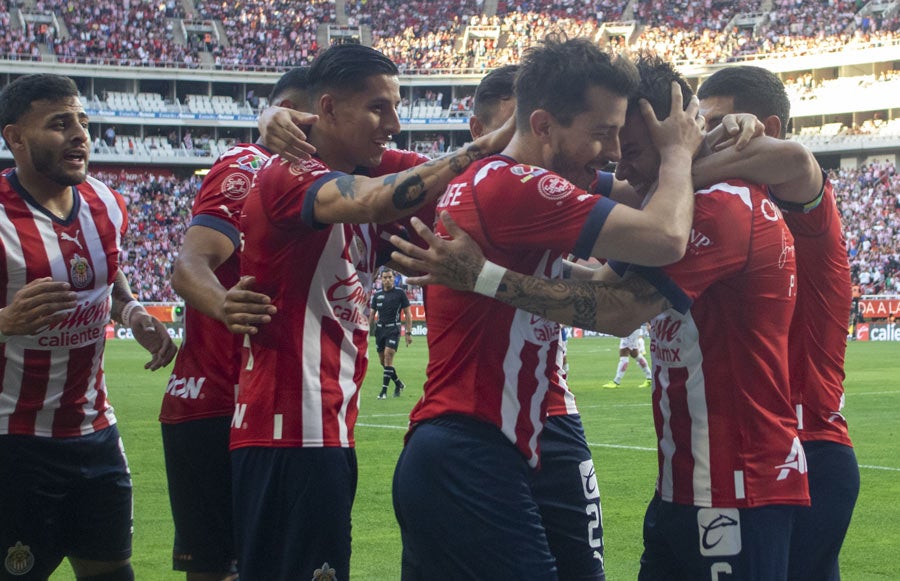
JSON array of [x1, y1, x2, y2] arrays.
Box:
[[1, 0, 899, 300]]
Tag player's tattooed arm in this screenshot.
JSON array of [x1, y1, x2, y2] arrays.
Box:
[[311, 114, 514, 225], [390, 211, 669, 335], [492, 270, 669, 336]]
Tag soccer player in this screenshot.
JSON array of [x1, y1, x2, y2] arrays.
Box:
[[391, 55, 806, 581], [160, 67, 314, 581], [391, 40, 703, 579], [465, 63, 608, 579], [602, 324, 652, 388], [226, 43, 514, 581], [370, 268, 413, 399], [695, 65, 860, 581], [0, 73, 176, 581]]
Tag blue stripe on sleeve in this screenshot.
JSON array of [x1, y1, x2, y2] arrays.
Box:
[[191, 214, 240, 250], [572, 196, 618, 260]]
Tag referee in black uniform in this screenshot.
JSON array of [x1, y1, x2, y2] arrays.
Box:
[[371, 268, 413, 398]]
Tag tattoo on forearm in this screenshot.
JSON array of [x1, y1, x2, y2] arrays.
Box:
[[335, 175, 358, 200], [449, 145, 484, 175], [392, 175, 427, 209], [494, 271, 669, 332]]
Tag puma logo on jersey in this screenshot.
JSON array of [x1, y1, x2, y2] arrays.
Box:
[[60, 230, 83, 249], [218, 205, 236, 219]]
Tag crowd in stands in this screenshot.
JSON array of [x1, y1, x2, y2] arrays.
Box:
[[831, 162, 900, 297], [93, 158, 899, 303], [1, 0, 898, 70], [193, 0, 331, 70], [93, 169, 198, 302]]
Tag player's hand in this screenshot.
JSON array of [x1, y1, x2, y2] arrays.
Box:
[[389, 211, 486, 291], [705, 113, 765, 153], [223, 276, 277, 335], [0, 278, 78, 336], [641, 82, 705, 159], [258, 105, 318, 164], [130, 312, 178, 371], [405, 334, 413, 346]]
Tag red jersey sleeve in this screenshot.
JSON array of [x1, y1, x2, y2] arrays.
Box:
[[253, 156, 344, 230], [470, 161, 615, 257]]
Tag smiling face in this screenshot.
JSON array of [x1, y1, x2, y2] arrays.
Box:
[[545, 85, 628, 190], [614, 109, 660, 199], [325, 74, 401, 172], [8, 96, 90, 189]]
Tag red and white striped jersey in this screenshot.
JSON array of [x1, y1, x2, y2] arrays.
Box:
[[0, 169, 126, 437], [161, 143, 271, 424], [777, 177, 853, 446], [411, 156, 617, 467], [647, 179, 808, 508], [230, 154, 410, 450]]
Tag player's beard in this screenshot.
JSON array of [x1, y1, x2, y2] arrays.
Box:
[[550, 148, 593, 190], [31, 145, 88, 187]]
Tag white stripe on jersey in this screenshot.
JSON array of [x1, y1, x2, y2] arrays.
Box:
[[696, 182, 753, 210], [654, 311, 714, 506], [0, 203, 26, 312], [500, 251, 556, 468]]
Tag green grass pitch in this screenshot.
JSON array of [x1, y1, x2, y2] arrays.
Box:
[[49, 337, 900, 580]]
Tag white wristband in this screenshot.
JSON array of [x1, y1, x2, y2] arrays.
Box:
[[120, 300, 145, 327], [473, 260, 507, 298]]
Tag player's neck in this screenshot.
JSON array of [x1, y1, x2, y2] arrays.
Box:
[[13, 166, 73, 214], [501, 133, 543, 169]]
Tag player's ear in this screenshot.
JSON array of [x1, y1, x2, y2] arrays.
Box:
[[530, 109, 553, 141], [1, 124, 24, 152], [469, 115, 485, 140], [762, 114, 782, 139]]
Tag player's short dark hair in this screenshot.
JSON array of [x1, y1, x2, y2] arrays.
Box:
[[0, 74, 79, 129], [515, 37, 638, 129], [270, 66, 311, 105], [697, 66, 790, 138], [381, 268, 394, 276], [307, 44, 398, 101], [473, 65, 518, 128], [628, 53, 693, 121]]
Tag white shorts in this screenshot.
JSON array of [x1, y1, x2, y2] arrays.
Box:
[[619, 327, 643, 351]]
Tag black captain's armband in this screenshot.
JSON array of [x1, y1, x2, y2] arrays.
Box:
[[770, 169, 826, 214]]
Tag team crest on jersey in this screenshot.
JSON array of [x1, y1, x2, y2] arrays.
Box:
[[538, 174, 575, 201], [69, 253, 94, 288], [234, 153, 264, 173], [311, 562, 337, 581], [288, 158, 322, 176], [221, 172, 252, 200], [5, 541, 35, 575]]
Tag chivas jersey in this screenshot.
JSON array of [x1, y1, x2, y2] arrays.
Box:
[[0, 170, 126, 437], [776, 176, 853, 446], [231, 154, 410, 450], [160, 143, 271, 424], [643, 179, 808, 508], [411, 155, 617, 467]]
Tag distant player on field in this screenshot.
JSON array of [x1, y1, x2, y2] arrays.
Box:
[[602, 323, 652, 388], [370, 268, 413, 399]]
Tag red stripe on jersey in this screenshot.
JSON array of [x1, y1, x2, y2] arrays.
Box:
[[514, 341, 542, 465], [665, 368, 696, 502], [9, 349, 51, 434], [52, 343, 92, 435]]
